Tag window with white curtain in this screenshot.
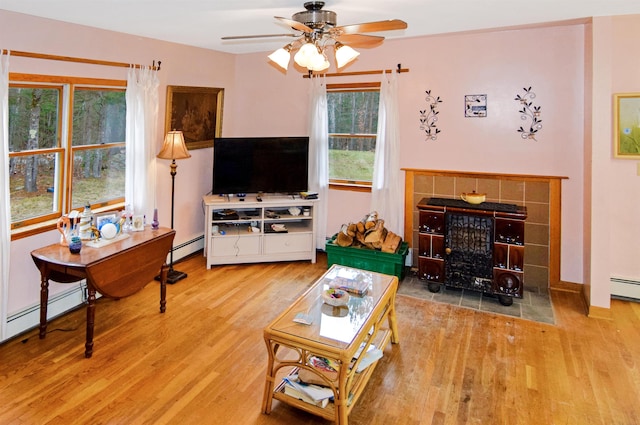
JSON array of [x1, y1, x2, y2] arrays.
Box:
[[8, 74, 126, 231], [327, 82, 380, 188]]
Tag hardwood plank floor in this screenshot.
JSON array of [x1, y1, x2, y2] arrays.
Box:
[[1, 252, 639, 424]]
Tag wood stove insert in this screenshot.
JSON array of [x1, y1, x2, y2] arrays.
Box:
[[417, 197, 527, 306]]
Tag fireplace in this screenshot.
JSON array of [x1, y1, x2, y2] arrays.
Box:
[[417, 197, 527, 306]]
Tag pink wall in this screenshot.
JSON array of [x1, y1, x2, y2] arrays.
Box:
[[234, 24, 587, 285], [1, 10, 237, 318], [2, 8, 639, 331], [587, 15, 640, 308]]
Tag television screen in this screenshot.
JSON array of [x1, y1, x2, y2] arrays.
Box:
[[212, 137, 309, 195]]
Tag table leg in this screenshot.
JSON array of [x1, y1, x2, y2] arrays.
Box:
[[39, 269, 49, 339], [388, 292, 400, 344], [159, 263, 168, 313], [85, 285, 97, 358], [261, 340, 278, 414]]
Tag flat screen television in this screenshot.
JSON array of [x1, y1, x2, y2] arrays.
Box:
[[212, 137, 309, 195]]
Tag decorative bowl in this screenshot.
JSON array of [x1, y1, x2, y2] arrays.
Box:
[[460, 191, 486, 204], [288, 207, 301, 216], [322, 288, 350, 307]]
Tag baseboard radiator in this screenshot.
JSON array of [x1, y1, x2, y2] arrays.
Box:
[[611, 277, 640, 301], [4, 235, 204, 342]]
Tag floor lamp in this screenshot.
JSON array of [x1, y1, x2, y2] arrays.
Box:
[[157, 130, 191, 284]]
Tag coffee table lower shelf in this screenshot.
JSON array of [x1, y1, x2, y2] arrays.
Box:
[[267, 326, 394, 423]]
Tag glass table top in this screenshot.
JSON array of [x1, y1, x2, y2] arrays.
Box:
[[268, 265, 397, 351]]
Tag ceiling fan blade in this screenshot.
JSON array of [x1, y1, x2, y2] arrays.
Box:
[[336, 19, 407, 35], [222, 34, 297, 40], [336, 34, 385, 47], [275, 16, 313, 33]]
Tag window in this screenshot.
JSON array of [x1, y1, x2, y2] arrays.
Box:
[[327, 83, 380, 187], [8, 75, 126, 231]]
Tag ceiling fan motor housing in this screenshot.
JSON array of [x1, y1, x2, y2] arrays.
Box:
[[293, 1, 336, 29]]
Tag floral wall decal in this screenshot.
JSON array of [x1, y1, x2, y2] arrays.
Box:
[[419, 89, 442, 141], [515, 86, 542, 140]]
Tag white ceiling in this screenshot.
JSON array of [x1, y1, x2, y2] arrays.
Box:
[[1, 0, 639, 54]]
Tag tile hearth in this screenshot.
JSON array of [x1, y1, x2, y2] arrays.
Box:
[[397, 271, 555, 325]]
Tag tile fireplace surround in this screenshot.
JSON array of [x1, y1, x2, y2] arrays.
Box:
[[403, 169, 567, 294]]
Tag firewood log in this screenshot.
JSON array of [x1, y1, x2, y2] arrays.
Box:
[[381, 232, 402, 253], [336, 224, 354, 246], [364, 219, 386, 244]]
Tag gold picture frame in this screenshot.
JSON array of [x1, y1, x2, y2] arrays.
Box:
[[614, 93, 640, 159], [165, 85, 224, 150]]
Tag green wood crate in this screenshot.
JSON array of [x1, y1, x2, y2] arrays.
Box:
[[325, 235, 409, 279]]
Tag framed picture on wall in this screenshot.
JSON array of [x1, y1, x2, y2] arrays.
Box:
[[165, 85, 224, 150], [614, 93, 640, 159], [464, 94, 487, 117]]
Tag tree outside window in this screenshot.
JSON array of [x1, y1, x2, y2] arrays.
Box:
[[8, 77, 126, 231], [327, 85, 379, 186]]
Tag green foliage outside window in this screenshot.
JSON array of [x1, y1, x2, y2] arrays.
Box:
[[8, 80, 126, 227], [327, 90, 379, 184]]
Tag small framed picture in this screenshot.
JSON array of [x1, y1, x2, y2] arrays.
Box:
[[94, 212, 119, 230], [132, 215, 145, 231], [613, 93, 640, 159], [465, 94, 487, 117]]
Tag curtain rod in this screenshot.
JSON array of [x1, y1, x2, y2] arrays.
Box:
[[304, 64, 408, 78], [1, 49, 161, 71]]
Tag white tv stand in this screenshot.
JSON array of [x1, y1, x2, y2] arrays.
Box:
[[202, 194, 318, 268]]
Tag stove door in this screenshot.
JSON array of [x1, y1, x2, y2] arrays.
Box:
[[444, 213, 494, 291]]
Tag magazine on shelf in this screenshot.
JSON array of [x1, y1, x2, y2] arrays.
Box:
[[283, 384, 330, 408], [355, 348, 383, 373], [282, 377, 333, 404]]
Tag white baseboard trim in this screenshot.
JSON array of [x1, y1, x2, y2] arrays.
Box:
[[5, 282, 87, 341], [4, 236, 205, 342], [611, 277, 640, 301], [170, 235, 204, 263]]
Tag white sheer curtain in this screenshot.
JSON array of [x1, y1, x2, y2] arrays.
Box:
[[125, 66, 159, 220], [0, 50, 10, 340], [371, 71, 403, 235], [308, 75, 329, 250]]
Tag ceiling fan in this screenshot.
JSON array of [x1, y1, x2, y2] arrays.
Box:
[[221, 1, 407, 72]]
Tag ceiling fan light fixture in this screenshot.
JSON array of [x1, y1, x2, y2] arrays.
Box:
[[268, 44, 292, 70], [308, 52, 330, 71], [335, 42, 360, 68], [294, 41, 321, 68]]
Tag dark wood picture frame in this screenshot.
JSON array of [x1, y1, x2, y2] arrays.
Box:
[[165, 85, 224, 150]]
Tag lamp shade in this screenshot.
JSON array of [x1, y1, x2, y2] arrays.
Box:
[[157, 131, 191, 160], [335, 43, 360, 68], [308, 53, 330, 72], [294, 42, 320, 68], [268, 45, 292, 70]]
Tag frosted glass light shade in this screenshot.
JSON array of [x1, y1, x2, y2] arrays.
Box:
[[294, 42, 320, 68], [308, 53, 330, 71], [157, 131, 191, 160], [268, 47, 291, 70], [335, 43, 360, 68]]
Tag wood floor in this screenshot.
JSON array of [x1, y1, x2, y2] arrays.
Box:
[[1, 252, 639, 425]]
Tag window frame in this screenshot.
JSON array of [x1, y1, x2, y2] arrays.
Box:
[[326, 82, 380, 191], [8, 73, 127, 240]]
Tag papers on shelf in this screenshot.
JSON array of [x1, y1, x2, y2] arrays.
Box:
[[355, 348, 383, 373], [283, 376, 333, 407]]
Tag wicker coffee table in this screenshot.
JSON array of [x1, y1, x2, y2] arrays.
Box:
[[261, 264, 399, 424]]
